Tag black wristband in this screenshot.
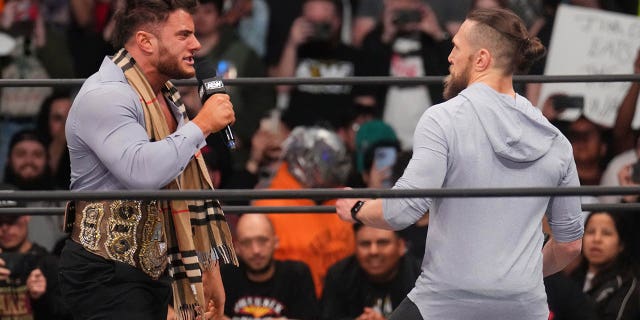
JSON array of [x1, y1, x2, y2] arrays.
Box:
[[350, 200, 365, 224]]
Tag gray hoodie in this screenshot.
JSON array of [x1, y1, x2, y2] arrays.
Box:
[[383, 83, 583, 319]]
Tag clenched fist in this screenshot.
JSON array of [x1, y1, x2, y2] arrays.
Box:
[[192, 93, 235, 136]]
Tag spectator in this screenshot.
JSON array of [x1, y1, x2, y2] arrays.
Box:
[[221, 214, 318, 319], [67, 0, 118, 77], [353, 119, 400, 188], [271, 0, 360, 130], [0, 206, 70, 319], [570, 211, 640, 320], [2, 129, 66, 255], [320, 223, 420, 320], [356, 0, 451, 149], [2, 129, 51, 191], [560, 116, 609, 186], [544, 271, 599, 320], [253, 126, 355, 297], [35, 91, 72, 190], [193, 0, 275, 165]]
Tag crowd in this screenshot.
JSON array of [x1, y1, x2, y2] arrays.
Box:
[[0, 0, 639, 318]]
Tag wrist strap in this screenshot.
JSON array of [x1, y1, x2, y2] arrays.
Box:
[[350, 200, 365, 224]]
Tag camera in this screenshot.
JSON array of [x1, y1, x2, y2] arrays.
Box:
[[392, 9, 422, 27], [0, 252, 39, 280], [551, 95, 584, 112], [310, 22, 333, 41]]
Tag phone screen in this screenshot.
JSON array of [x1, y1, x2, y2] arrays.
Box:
[[374, 147, 397, 170]]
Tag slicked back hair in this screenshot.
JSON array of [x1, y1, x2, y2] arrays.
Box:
[[111, 0, 198, 48]]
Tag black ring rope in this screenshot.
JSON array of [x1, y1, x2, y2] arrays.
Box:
[[0, 202, 638, 216], [0, 186, 639, 202], [1, 74, 640, 87]]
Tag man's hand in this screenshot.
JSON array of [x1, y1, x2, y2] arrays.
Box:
[[196, 300, 229, 320], [202, 265, 225, 320], [618, 162, 640, 203], [356, 307, 386, 320], [287, 17, 313, 47], [418, 4, 446, 41], [335, 190, 362, 223], [192, 94, 235, 136], [26, 268, 47, 299]]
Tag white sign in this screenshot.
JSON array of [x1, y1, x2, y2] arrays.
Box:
[[539, 5, 640, 128]]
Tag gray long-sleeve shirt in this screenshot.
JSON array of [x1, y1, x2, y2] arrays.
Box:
[[383, 83, 584, 319], [66, 57, 206, 191]]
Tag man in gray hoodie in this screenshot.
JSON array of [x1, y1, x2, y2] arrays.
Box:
[[336, 8, 584, 320]]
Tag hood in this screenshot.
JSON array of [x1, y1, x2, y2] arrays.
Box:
[[460, 83, 558, 162]]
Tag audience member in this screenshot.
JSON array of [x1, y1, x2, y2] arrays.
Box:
[[67, 0, 118, 77], [557, 116, 609, 186], [544, 272, 598, 320], [3, 130, 51, 191], [352, 119, 400, 188], [221, 214, 319, 319], [2, 129, 66, 253], [570, 211, 640, 320], [193, 0, 275, 159], [271, 0, 360, 130], [0, 209, 70, 319], [35, 91, 72, 190], [356, 0, 450, 149], [253, 126, 355, 297], [320, 224, 420, 320]]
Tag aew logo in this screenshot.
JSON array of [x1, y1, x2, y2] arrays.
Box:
[[205, 80, 224, 91]]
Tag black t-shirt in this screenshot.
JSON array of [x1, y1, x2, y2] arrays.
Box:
[[221, 260, 318, 320], [282, 41, 360, 129], [320, 254, 421, 320]]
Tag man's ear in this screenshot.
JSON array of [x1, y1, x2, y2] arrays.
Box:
[[135, 31, 155, 54], [274, 235, 280, 249], [475, 48, 492, 72]]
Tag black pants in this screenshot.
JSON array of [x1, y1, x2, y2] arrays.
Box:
[[389, 297, 424, 320], [59, 240, 171, 320]]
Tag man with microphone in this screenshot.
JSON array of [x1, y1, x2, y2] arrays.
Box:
[[60, 0, 238, 319]]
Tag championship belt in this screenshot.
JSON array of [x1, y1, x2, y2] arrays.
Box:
[[70, 200, 168, 279]]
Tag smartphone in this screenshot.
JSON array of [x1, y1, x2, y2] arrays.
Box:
[[374, 147, 397, 188], [374, 147, 397, 170], [552, 95, 584, 111], [392, 9, 422, 27]]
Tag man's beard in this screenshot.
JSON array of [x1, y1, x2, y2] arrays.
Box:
[[157, 44, 194, 80], [443, 63, 471, 100], [4, 166, 52, 190]]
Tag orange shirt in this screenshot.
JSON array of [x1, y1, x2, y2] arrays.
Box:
[[253, 164, 355, 297]]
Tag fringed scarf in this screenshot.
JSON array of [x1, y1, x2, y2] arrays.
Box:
[[112, 48, 238, 320]]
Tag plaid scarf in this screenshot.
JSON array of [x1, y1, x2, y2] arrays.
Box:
[[112, 49, 238, 320]]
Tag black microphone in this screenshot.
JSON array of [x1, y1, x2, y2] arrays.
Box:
[[196, 65, 236, 151]]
